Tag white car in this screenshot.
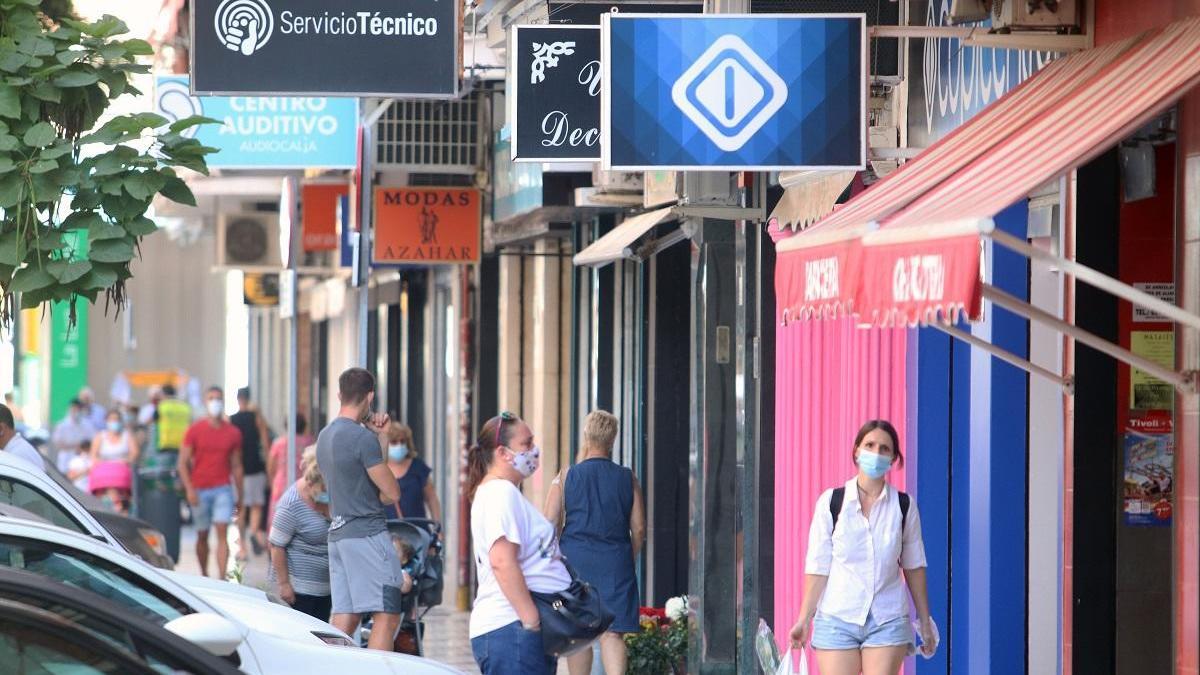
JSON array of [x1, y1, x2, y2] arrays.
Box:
[[0, 516, 463, 674]]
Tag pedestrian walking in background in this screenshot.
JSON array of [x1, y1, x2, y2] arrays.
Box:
[[66, 440, 92, 491], [52, 399, 94, 472], [77, 386, 107, 432], [155, 384, 192, 453], [543, 410, 645, 675], [466, 412, 570, 675], [231, 387, 270, 559], [178, 387, 244, 578], [315, 367, 403, 651], [789, 420, 936, 675], [382, 421, 443, 525], [268, 413, 314, 523], [269, 447, 332, 621], [0, 403, 45, 471], [88, 408, 139, 514]]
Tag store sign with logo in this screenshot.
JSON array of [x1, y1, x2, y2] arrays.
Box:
[[154, 76, 357, 168], [191, 0, 460, 96], [373, 188, 481, 264], [602, 14, 866, 170], [301, 183, 349, 251], [510, 25, 601, 162]]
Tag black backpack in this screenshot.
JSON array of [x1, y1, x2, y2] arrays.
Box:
[[830, 486, 910, 533]]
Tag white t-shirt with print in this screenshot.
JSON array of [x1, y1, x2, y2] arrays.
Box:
[[469, 479, 571, 639]]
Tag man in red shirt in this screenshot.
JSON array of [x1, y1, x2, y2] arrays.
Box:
[[179, 386, 244, 577]]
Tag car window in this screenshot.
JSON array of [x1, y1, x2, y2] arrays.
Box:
[[0, 619, 134, 674], [0, 536, 191, 626], [0, 478, 87, 534]]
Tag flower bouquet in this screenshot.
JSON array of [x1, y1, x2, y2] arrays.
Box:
[[625, 596, 689, 674]]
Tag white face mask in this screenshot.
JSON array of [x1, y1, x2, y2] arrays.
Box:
[[507, 445, 541, 478], [206, 400, 224, 418]]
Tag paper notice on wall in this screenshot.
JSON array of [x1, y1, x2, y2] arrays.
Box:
[[1123, 416, 1173, 526], [1130, 331, 1175, 411], [1132, 283, 1175, 322]]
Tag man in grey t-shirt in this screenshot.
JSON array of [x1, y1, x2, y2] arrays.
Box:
[[316, 367, 402, 650]]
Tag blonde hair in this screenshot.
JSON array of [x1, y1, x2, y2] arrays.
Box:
[[300, 446, 324, 490], [582, 410, 619, 455], [387, 421, 417, 456]]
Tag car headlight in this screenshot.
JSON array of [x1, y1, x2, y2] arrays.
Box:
[[137, 528, 168, 557], [312, 632, 355, 647]]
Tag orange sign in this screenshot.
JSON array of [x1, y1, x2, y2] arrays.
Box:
[[301, 183, 348, 252], [373, 187, 481, 264]]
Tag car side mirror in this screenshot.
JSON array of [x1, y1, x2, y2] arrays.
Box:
[[164, 613, 246, 656]]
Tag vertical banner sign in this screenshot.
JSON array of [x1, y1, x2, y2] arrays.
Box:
[[1123, 415, 1174, 526], [191, 0, 461, 97], [155, 75, 358, 168], [302, 183, 349, 251], [510, 25, 601, 162], [373, 188, 481, 264], [602, 14, 866, 170], [49, 231, 88, 423]]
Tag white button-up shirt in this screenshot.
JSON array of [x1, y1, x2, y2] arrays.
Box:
[[805, 478, 927, 626]]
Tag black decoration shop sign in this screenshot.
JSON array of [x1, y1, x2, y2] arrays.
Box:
[[509, 25, 601, 162], [192, 0, 460, 97]]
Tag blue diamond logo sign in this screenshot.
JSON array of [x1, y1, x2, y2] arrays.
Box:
[[671, 35, 788, 153]]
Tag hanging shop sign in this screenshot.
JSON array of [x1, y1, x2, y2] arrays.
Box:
[[510, 25, 601, 162], [243, 273, 281, 306], [1123, 415, 1174, 526], [154, 76, 358, 168], [1130, 331, 1175, 411], [302, 183, 349, 251], [373, 187, 481, 264], [190, 0, 461, 97], [602, 14, 866, 171]]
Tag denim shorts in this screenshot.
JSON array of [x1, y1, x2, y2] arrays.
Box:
[[470, 620, 556, 675], [193, 485, 235, 531], [811, 612, 913, 650]]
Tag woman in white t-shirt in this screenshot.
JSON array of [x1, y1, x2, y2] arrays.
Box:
[[788, 419, 937, 675], [466, 411, 571, 675]]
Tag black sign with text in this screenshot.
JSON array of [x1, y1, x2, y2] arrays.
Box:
[[510, 25, 601, 162], [191, 0, 459, 96]]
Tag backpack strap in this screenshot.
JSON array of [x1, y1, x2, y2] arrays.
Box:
[[899, 491, 910, 533], [829, 487, 845, 531]]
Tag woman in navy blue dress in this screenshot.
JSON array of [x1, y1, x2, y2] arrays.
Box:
[[544, 410, 645, 675]]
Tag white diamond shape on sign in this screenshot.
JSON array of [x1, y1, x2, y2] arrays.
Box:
[[671, 35, 788, 153]]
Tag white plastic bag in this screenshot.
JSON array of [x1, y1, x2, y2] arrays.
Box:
[[908, 617, 941, 659], [775, 649, 809, 675]]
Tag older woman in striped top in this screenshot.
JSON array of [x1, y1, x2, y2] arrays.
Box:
[[269, 446, 333, 621]]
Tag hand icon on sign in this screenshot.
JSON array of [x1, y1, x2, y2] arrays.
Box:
[[222, 17, 261, 56]]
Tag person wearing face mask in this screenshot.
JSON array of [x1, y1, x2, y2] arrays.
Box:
[[87, 408, 140, 513], [788, 420, 937, 675], [178, 387, 245, 578], [269, 446, 333, 621], [465, 412, 571, 675], [382, 421, 443, 525], [314, 367, 403, 651]]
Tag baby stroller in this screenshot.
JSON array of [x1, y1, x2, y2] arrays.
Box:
[[358, 517, 444, 656]]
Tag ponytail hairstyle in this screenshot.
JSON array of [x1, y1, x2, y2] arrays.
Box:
[[466, 412, 519, 502]]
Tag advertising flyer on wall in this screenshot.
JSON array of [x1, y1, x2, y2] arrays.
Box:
[[1123, 415, 1174, 526], [1130, 331, 1175, 411]]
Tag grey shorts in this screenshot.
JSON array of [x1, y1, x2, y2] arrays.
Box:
[[242, 472, 267, 506], [328, 530, 405, 615]]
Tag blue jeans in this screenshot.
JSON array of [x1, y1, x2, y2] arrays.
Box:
[[471, 621, 556, 675]]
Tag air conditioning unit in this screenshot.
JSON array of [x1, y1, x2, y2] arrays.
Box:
[[948, 0, 990, 24], [216, 212, 281, 270], [992, 0, 1080, 31], [591, 168, 644, 193]]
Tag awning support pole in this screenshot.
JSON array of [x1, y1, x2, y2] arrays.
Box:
[[982, 284, 1197, 393], [932, 322, 1075, 394], [990, 229, 1200, 333]]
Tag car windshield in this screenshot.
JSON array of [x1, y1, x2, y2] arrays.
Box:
[[0, 536, 190, 626]]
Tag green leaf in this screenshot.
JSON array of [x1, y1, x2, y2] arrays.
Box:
[[47, 259, 91, 284], [101, 192, 149, 220], [0, 230, 23, 266], [0, 135, 16, 151], [0, 172, 25, 208], [28, 81, 62, 103], [168, 115, 221, 134], [15, 35, 54, 57], [97, 44, 125, 61], [158, 175, 195, 206], [29, 172, 61, 204], [79, 265, 117, 290], [0, 49, 30, 73], [10, 266, 55, 293], [28, 158, 58, 174], [0, 155, 13, 172], [56, 48, 82, 65], [122, 39, 154, 56], [88, 238, 134, 263], [123, 171, 164, 201], [98, 69, 127, 98], [0, 85, 19, 119], [62, 210, 104, 230], [88, 222, 124, 241], [70, 190, 102, 210], [23, 122, 56, 148], [125, 216, 157, 237], [38, 141, 72, 160], [53, 68, 100, 88]]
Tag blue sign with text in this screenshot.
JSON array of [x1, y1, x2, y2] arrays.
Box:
[[602, 14, 865, 170], [155, 75, 358, 169]]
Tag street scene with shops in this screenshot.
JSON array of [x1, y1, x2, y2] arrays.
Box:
[[0, 0, 1198, 673]]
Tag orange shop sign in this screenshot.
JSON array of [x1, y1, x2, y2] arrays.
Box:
[[373, 187, 481, 264], [301, 183, 348, 252]]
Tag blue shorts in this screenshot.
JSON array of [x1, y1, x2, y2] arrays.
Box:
[[811, 612, 913, 651], [471, 621, 556, 675], [193, 485, 235, 532]]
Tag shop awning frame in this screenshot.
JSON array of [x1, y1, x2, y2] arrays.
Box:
[[573, 207, 680, 268]]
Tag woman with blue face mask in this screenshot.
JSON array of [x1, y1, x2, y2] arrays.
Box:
[[383, 421, 443, 527], [788, 420, 937, 675], [87, 408, 139, 514], [268, 446, 333, 621]]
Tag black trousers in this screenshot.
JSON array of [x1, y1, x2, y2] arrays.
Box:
[[292, 593, 332, 622]]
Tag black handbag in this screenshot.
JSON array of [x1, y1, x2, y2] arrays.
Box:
[[529, 563, 614, 657]]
